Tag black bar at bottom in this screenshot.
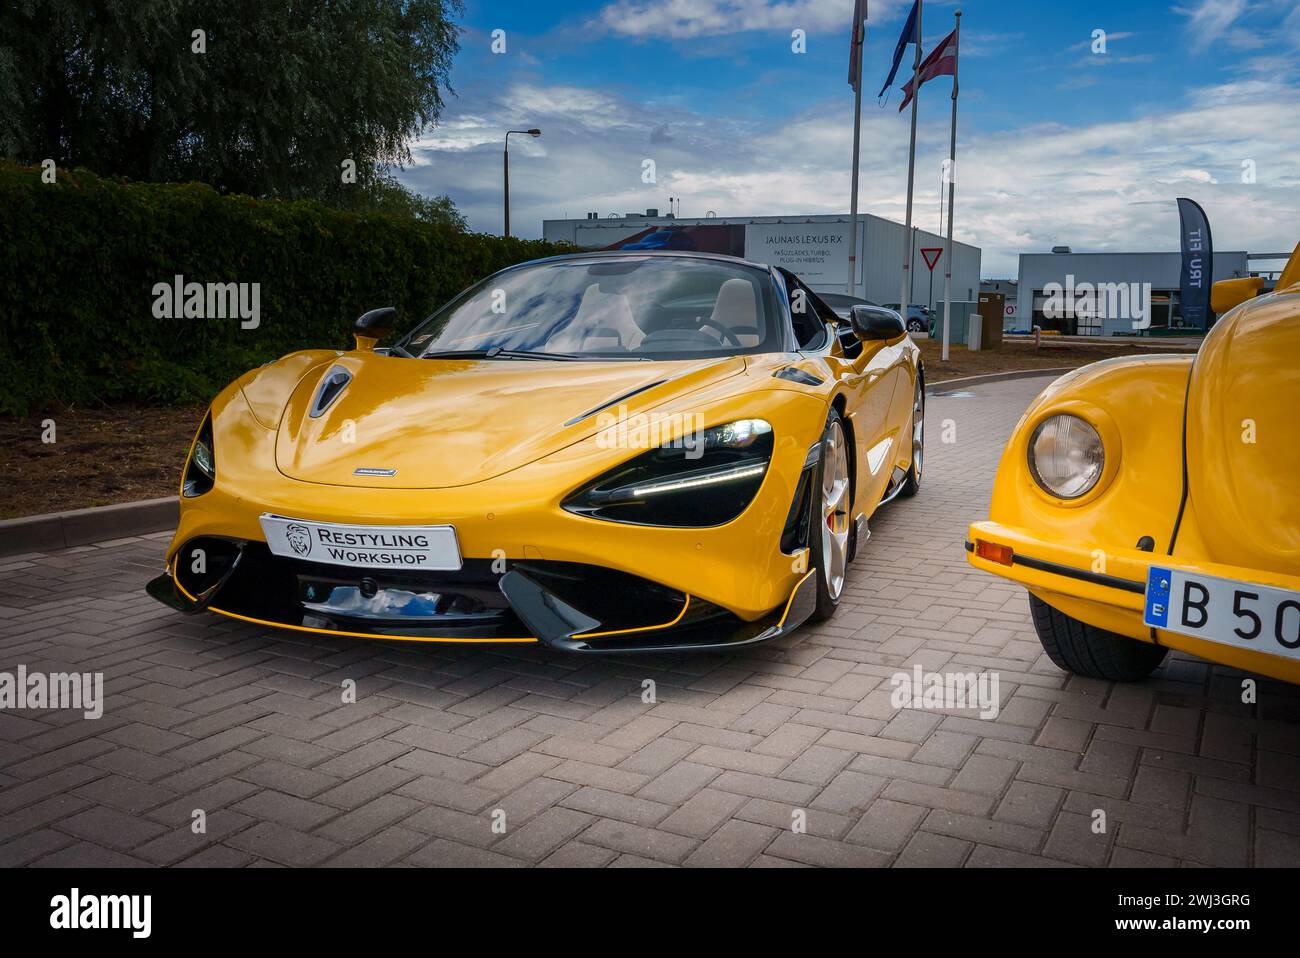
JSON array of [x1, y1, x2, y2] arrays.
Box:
[[0, 866, 1278, 944]]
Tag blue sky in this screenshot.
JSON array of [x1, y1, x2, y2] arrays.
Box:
[[398, 0, 1300, 276]]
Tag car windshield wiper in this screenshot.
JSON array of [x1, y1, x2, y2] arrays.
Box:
[[421, 347, 583, 361]]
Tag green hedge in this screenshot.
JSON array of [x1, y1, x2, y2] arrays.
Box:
[[0, 163, 568, 415]]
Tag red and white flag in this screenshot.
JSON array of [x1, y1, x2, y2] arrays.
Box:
[[898, 27, 957, 112]]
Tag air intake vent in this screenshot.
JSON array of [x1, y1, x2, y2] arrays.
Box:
[[564, 380, 668, 427], [310, 366, 352, 418]]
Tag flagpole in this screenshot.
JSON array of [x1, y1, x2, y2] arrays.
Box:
[[941, 10, 961, 363], [898, 0, 922, 317], [847, 1, 867, 295]]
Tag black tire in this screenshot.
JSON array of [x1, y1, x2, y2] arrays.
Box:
[[1028, 594, 1167, 681], [906, 319, 925, 332], [808, 409, 849, 623], [899, 371, 923, 498]]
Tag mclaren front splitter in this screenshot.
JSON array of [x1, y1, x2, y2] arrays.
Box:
[[146, 540, 816, 655]]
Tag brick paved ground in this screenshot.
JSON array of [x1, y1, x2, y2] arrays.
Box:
[[2, 374, 1298, 867]]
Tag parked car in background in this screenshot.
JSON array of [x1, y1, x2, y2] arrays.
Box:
[[883, 303, 934, 333]]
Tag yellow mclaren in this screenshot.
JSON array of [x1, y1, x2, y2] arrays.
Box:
[[149, 252, 924, 652], [968, 243, 1300, 684]]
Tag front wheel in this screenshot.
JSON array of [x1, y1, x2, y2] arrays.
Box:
[[899, 372, 923, 498], [906, 319, 925, 332], [1028, 594, 1168, 681], [808, 410, 851, 623]]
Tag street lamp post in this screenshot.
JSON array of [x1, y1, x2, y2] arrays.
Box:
[[503, 128, 541, 237]]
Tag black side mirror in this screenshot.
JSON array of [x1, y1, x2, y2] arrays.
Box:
[[849, 305, 906, 342], [353, 307, 396, 350]]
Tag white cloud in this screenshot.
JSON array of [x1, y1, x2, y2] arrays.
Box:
[[1286, 3, 1300, 46], [411, 115, 500, 153], [961, 31, 1026, 58], [594, 0, 912, 40], [398, 73, 1300, 277], [1063, 30, 1138, 54], [1174, 0, 1250, 50]]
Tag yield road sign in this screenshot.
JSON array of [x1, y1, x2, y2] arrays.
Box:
[[920, 247, 943, 272]]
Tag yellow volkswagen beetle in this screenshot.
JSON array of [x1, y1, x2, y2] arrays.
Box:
[[968, 243, 1300, 683]]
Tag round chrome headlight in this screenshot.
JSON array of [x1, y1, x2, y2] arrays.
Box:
[[1028, 414, 1104, 499]]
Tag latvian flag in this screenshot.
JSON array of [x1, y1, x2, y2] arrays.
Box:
[[898, 28, 958, 112]]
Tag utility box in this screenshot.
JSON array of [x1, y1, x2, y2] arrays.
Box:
[[976, 293, 1005, 351], [931, 301, 978, 346]]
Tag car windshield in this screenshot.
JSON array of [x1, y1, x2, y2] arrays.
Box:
[[399, 256, 780, 360]]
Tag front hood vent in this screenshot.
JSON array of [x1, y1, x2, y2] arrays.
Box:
[[310, 366, 352, 418], [564, 379, 668, 427]]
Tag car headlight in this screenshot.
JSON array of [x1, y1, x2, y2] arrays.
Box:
[[563, 419, 773, 526], [1028, 413, 1104, 499], [183, 414, 216, 497]]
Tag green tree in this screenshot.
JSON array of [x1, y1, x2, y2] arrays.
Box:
[[0, 0, 463, 205], [338, 172, 468, 228]]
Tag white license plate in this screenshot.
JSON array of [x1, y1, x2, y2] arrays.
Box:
[[1144, 566, 1300, 661], [259, 515, 462, 571]]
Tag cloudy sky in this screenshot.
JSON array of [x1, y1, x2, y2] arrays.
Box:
[[397, 0, 1300, 276]]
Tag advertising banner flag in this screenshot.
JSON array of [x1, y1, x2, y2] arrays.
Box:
[[1176, 197, 1213, 329]]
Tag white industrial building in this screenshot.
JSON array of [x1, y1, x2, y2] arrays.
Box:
[[542, 212, 982, 307], [1016, 248, 1252, 335]]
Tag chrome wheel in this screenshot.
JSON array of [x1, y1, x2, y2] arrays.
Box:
[[911, 377, 924, 481], [820, 419, 851, 601], [900, 373, 924, 498]]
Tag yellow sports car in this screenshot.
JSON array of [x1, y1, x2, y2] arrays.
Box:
[[149, 251, 924, 652], [967, 243, 1300, 684]]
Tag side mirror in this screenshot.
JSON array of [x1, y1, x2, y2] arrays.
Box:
[[353, 306, 396, 351], [1210, 277, 1265, 315], [849, 305, 906, 342]]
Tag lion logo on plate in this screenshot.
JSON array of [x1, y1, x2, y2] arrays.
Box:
[[285, 523, 312, 557]]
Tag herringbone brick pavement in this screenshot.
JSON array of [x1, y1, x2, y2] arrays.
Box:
[[2, 375, 1297, 867]]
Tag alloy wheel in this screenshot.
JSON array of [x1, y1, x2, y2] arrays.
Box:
[[911, 376, 924, 481], [821, 420, 851, 601]]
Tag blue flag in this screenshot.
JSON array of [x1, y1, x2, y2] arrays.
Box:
[[878, 0, 920, 98]]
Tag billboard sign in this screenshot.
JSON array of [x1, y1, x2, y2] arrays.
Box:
[[742, 222, 864, 285]]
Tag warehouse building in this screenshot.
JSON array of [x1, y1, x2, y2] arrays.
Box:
[[1016, 247, 1253, 335], [542, 211, 982, 307]]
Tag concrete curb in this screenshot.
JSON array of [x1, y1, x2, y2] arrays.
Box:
[[926, 367, 1075, 394], [0, 497, 177, 558]]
